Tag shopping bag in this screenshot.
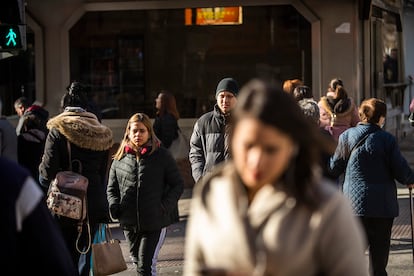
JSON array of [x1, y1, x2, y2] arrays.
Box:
[[409, 112, 414, 127], [92, 224, 127, 276], [169, 129, 189, 160]]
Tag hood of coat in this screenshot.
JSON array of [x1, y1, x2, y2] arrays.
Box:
[[47, 111, 114, 151], [319, 96, 356, 118]]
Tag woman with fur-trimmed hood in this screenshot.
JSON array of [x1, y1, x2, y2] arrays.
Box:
[[39, 81, 113, 276], [318, 78, 359, 141]]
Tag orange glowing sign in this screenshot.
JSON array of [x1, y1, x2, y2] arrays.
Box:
[[185, 7, 242, 25]]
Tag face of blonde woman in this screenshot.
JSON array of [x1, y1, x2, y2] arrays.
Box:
[[128, 121, 150, 147], [232, 117, 297, 195]]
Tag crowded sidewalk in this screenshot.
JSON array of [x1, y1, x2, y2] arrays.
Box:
[[111, 132, 414, 276]]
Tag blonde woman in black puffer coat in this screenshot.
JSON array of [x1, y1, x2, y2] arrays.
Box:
[[107, 112, 184, 276]]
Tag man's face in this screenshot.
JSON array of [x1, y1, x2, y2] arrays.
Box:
[[14, 105, 25, 117], [216, 91, 237, 114]]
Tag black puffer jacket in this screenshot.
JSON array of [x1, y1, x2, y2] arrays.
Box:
[[39, 111, 114, 224], [189, 105, 231, 183], [107, 147, 184, 231]]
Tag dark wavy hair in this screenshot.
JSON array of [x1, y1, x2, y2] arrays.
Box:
[[231, 79, 334, 209], [293, 85, 313, 102], [61, 81, 89, 109]]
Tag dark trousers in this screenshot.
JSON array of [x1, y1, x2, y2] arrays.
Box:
[[359, 217, 394, 276], [124, 227, 166, 276]]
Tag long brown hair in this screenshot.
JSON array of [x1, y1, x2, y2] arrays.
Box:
[[113, 113, 160, 160], [156, 91, 180, 120]]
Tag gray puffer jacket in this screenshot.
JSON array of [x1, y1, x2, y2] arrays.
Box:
[[107, 146, 184, 231], [189, 105, 231, 183]]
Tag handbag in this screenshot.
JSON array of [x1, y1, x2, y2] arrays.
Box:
[[169, 128, 189, 160], [409, 112, 414, 127], [92, 224, 127, 276]]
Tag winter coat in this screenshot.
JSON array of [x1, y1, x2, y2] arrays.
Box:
[[184, 163, 368, 276], [39, 110, 114, 223], [330, 123, 414, 217], [153, 112, 178, 149], [0, 117, 17, 162], [17, 106, 49, 182], [1, 157, 78, 275], [18, 129, 46, 183], [318, 96, 359, 141], [107, 146, 184, 231], [189, 104, 231, 183]]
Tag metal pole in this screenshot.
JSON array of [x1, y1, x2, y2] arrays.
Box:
[[409, 187, 414, 263]]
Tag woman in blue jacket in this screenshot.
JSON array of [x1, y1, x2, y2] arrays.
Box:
[[330, 98, 414, 276], [107, 112, 184, 275]]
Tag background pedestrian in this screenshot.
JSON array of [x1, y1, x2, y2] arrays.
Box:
[[329, 98, 414, 276], [189, 77, 239, 183], [14, 96, 30, 136], [0, 97, 17, 162], [153, 90, 180, 149], [17, 104, 49, 184], [38, 81, 114, 275], [318, 77, 359, 141]]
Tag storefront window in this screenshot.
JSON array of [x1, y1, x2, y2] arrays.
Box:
[[69, 6, 311, 118]]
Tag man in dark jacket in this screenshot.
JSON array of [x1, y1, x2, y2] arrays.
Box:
[[189, 77, 239, 183]]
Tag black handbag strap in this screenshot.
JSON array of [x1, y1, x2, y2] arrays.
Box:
[[66, 140, 82, 174], [66, 140, 73, 171], [346, 129, 378, 162], [66, 140, 89, 253]]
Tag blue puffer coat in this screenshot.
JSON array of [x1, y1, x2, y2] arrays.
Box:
[[330, 123, 414, 217]]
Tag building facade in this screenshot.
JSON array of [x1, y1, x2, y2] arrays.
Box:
[[1, 0, 412, 140]]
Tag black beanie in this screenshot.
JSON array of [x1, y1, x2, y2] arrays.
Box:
[[215, 78, 239, 98]]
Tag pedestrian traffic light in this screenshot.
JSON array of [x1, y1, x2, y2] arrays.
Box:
[[0, 0, 26, 52], [0, 24, 24, 50]]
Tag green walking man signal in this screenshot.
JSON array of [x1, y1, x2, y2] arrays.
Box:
[[6, 28, 17, 46], [0, 24, 24, 51]]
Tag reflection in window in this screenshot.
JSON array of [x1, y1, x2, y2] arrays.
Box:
[[381, 10, 400, 83], [69, 7, 311, 119]]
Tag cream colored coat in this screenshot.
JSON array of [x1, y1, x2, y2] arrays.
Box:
[[184, 164, 368, 276]]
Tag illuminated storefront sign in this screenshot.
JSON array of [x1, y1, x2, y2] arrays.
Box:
[[185, 7, 242, 25]]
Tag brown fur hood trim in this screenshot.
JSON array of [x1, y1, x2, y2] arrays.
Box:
[[319, 96, 356, 117], [47, 111, 114, 151]]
